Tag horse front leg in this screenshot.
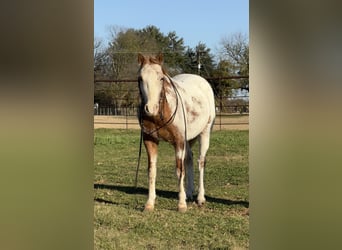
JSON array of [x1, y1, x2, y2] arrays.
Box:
[[143, 137, 158, 212], [175, 145, 187, 212]]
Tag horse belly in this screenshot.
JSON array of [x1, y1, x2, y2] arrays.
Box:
[[182, 92, 214, 140]]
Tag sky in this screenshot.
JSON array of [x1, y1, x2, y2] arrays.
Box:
[[94, 0, 249, 52]]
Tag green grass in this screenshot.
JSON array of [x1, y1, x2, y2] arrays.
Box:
[[94, 129, 249, 249]]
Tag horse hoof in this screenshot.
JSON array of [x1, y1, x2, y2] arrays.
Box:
[[197, 199, 206, 207], [178, 205, 187, 213], [144, 204, 154, 212]]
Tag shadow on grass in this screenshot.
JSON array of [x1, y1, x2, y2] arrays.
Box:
[[94, 197, 121, 205], [94, 183, 249, 208]]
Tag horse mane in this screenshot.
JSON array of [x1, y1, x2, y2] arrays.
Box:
[[138, 53, 168, 75]]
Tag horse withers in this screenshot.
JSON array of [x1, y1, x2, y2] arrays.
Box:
[[137, 53, 215, 212]]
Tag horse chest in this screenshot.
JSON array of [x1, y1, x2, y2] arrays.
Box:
[[142, 117, 184, 145]]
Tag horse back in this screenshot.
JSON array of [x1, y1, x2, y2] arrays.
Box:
[[172, 74, 215, 114]]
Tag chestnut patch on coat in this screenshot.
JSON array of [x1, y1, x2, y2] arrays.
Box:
[[140, 80, 184, 146], [185, 97, 202, 123]]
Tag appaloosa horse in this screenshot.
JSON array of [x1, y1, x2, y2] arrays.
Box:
[[138, 53, 215, 212]]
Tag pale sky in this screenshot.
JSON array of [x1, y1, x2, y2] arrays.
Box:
[[94, 0, 249, 51]]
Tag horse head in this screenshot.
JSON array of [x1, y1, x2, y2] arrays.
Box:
[[138, 53, 167, 117]]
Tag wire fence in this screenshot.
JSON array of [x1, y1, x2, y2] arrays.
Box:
[[94, 76, 249, 130]]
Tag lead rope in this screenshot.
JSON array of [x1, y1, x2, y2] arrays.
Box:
[[167, 75, 187, 142], [134, 105, 143, 189], [133, 106, 143, 210], [168, 75, 188, 173], [134, 129, 143, 188]]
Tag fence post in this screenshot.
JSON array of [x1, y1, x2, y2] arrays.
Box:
[[125, 106, 128, 129], [219, 79, 223, 131]]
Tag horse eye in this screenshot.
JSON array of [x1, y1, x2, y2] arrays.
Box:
[[160, 77, 165, 81], [138, 76, 143, 83]]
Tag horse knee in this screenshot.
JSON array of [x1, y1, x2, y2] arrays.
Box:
[[198, 156, 206, 169]]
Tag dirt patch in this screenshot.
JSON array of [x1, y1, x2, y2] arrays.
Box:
[[94, 114, 249, 130]]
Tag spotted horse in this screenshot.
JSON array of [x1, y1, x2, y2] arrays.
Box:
[[137, 53, 216, 212]]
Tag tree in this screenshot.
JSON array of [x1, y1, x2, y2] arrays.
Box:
[[163, 31, 186, 75], [95, 25, 189, 108], [218, 32, 249, 91], [139, 25, 167, 51], [107, 27, 141, 79], [182, 42, 215, 77], [182, 46, 197, 74], [195, 42, 215, 77], [94, 25, 234, 110], [94, 37, 108, 79], [95, 26, 140, 108], [211, 59, 236, 98]]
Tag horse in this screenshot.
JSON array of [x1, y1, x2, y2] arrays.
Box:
[[137, 53, 216, 212]]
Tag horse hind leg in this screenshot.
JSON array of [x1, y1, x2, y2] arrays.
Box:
[[197, 156, 206, 206], [197, 129, 211, 206], [175, 144, 187, 212], [185, 140, 196, 201]]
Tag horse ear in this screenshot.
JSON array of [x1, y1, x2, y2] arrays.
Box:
[[138, 53, 145, 65], [156, 52, 163, 64]]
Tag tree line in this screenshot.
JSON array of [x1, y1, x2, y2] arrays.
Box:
[[94, 25, 249, 110]]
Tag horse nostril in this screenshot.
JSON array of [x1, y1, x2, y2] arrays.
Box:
[[144, 104, 149, 114]]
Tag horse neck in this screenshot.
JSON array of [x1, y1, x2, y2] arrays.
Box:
[[150, 77, 175, 122], [158, 79, 172, 121]]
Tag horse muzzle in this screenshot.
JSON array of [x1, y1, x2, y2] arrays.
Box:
[[144, 103, 159, 116]]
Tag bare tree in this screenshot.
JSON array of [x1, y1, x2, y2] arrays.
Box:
[[219, 32, 249, 91], [220, 32, 249, 75], [94, 37, 106, 77]]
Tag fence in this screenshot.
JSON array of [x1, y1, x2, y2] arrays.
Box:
[[94, 76, 249, 130]]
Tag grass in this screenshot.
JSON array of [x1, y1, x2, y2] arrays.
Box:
[[94, 129, 249, 249]]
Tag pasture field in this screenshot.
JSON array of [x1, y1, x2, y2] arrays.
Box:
[[94, 129, 249, 249]]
